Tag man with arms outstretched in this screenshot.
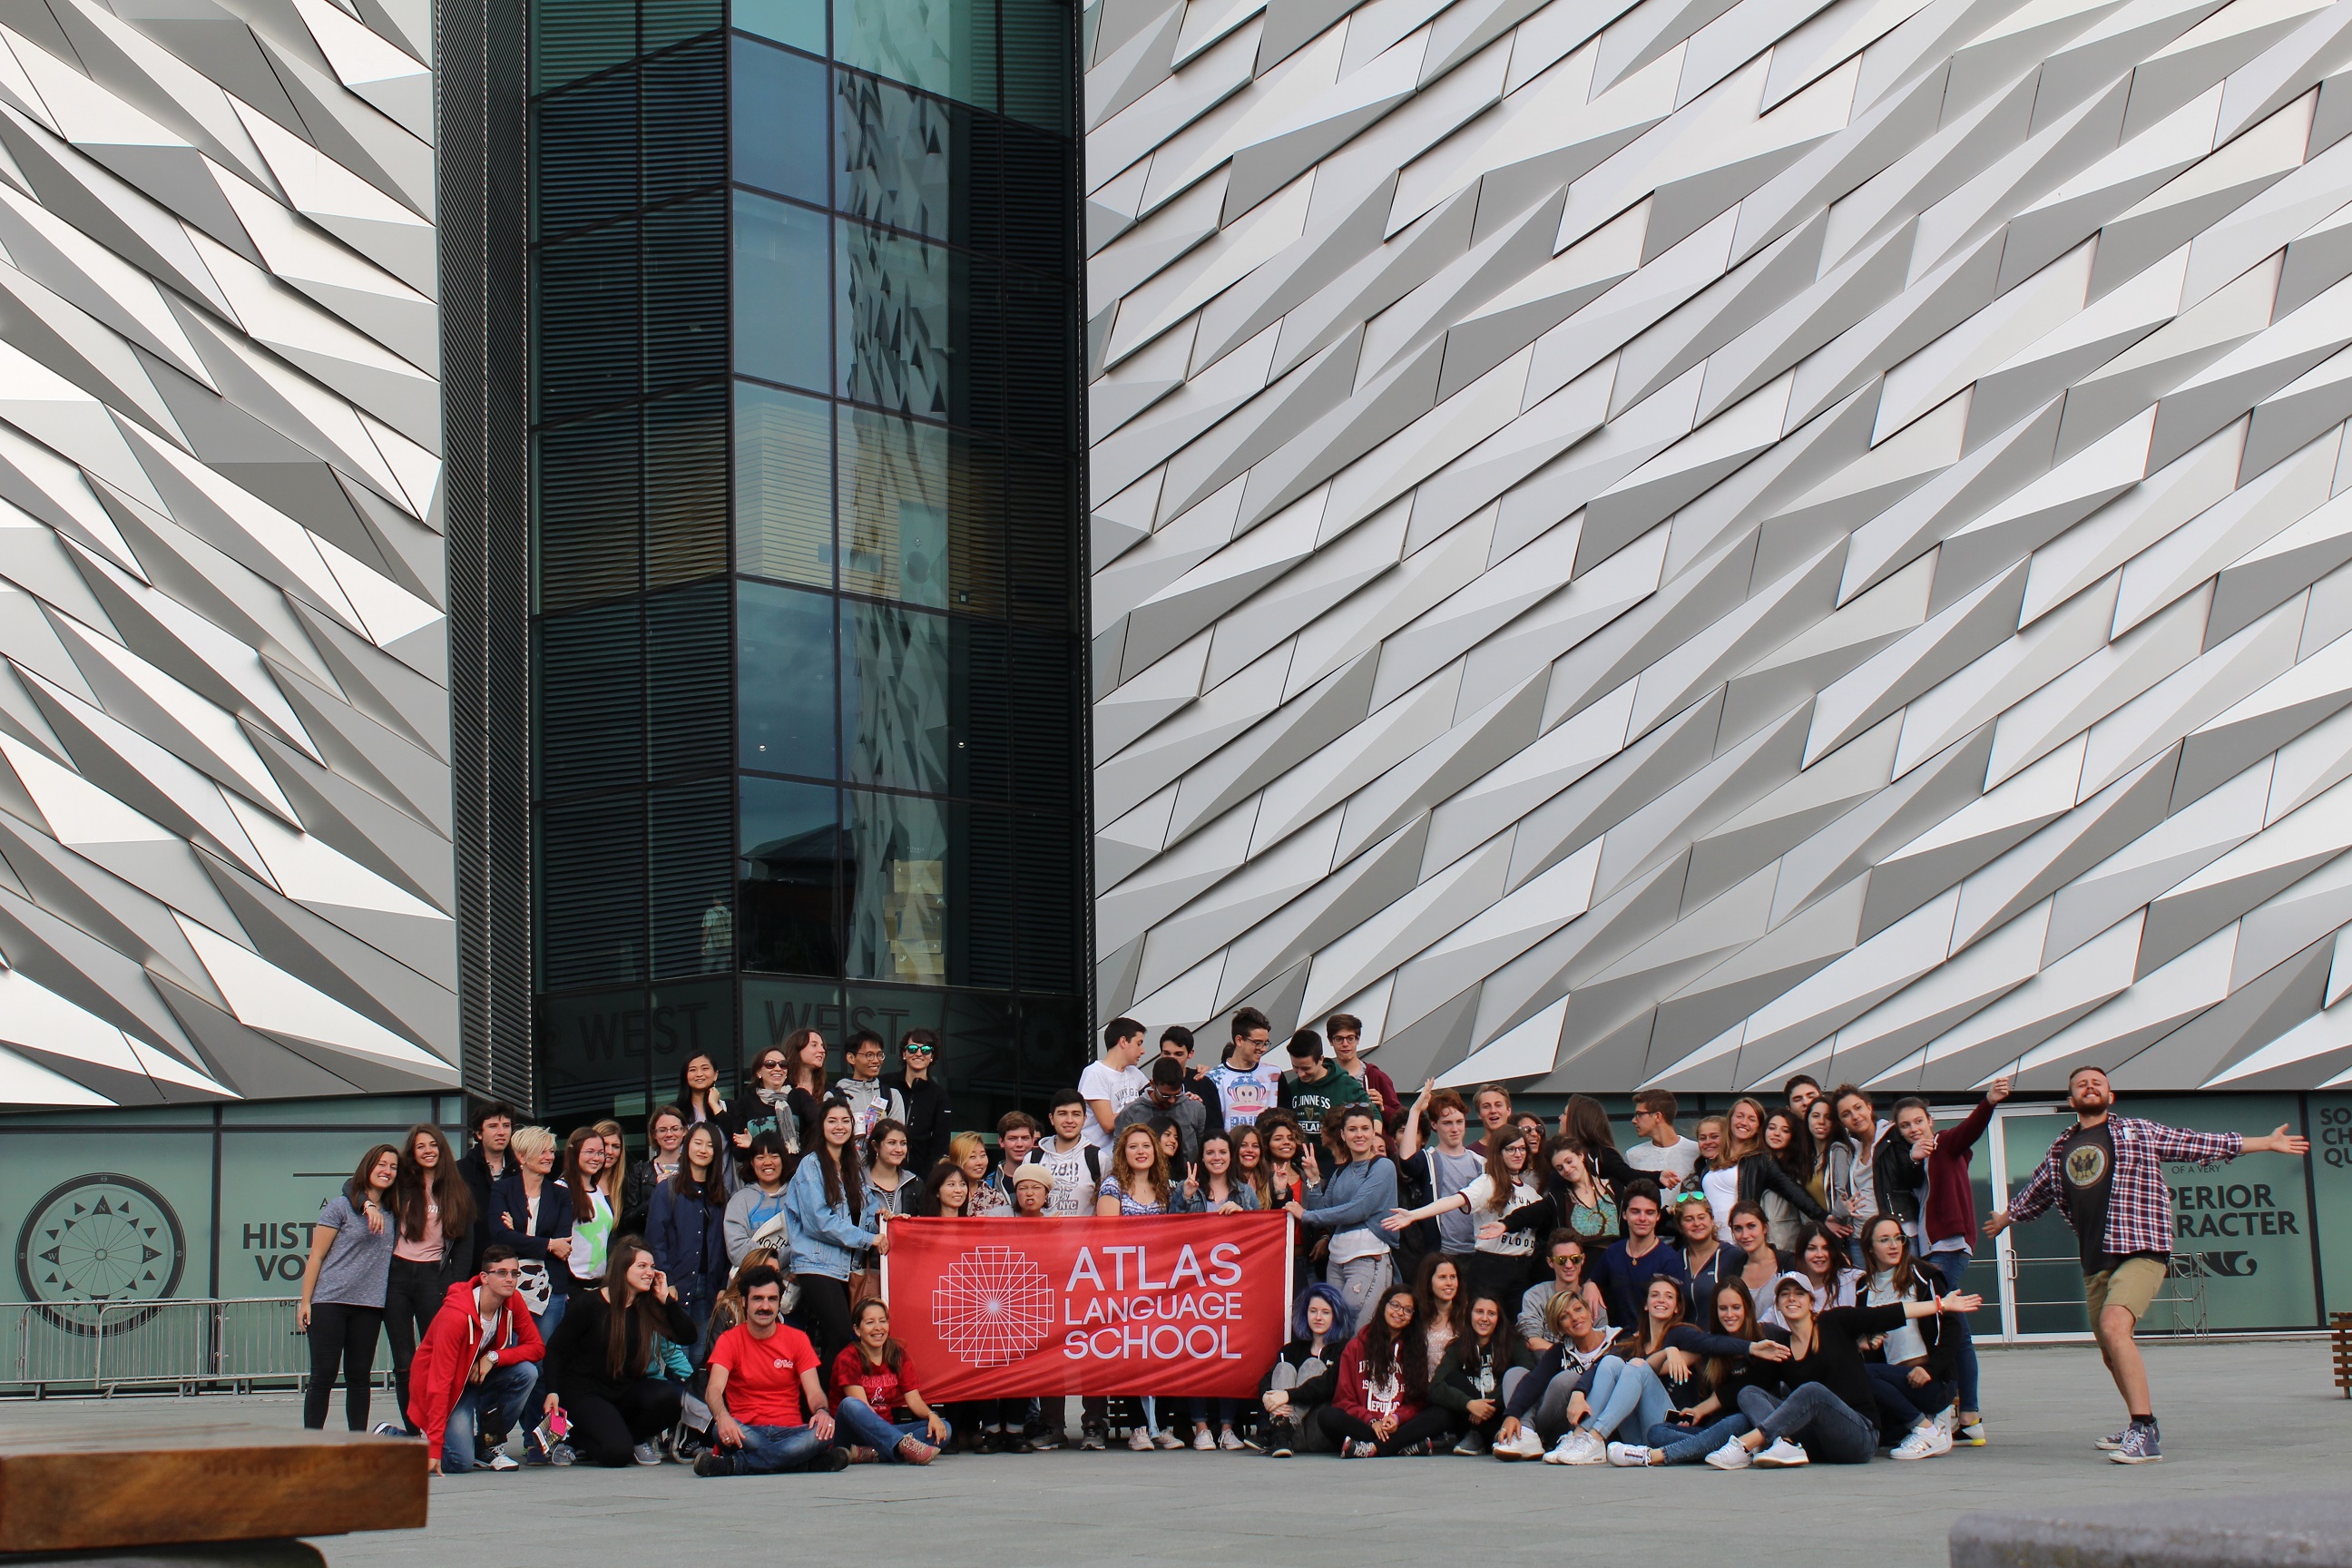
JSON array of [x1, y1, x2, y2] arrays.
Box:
[[1985, 1065, 2307, 1465]]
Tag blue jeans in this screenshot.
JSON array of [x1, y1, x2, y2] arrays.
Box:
[[1738, 1383, 1876, 1464], [1582, 1357, 1671, 1439], [726, 1421, 834, 1475], [835, 1396, 946, 1458], [1866, 1363, 1950, 1434], [440, 1359, 540, 1472], [1190, 1397, 1237, 1429], [1929, 1249, 1979, 1414], [1644, 1414, 1749, 1464]]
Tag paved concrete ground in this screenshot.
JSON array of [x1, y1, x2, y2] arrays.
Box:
[[1, 1341, 2344, 1566]]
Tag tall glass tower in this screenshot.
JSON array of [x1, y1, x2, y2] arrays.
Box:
[[525, 0, 1086, 1131]]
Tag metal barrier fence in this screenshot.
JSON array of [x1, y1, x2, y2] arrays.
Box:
[[1, 1298, 339, 1396]]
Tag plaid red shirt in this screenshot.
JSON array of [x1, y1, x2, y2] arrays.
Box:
[[2008, 1115, 2242, 1262]]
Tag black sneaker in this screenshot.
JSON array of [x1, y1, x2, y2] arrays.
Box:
[[1028, 1429, 1064, 1452], [975, 1430, 1001, 1455], [1078, 1425, 1106, 1452], [818, 1446, 852, 1472], [692, 1450, 734, 1478]]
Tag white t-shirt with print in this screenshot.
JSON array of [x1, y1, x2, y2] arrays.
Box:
[[1206, 1059, 1283, 1129], [1077, 1061, 1148, 1152], [1036, 1139, 1095, 1216]]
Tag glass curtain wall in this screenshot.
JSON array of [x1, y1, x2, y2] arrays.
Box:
[[531, 0, 1086, 1135]]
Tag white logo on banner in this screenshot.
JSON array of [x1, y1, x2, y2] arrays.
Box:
[[931, 1244, 1054, 1366]]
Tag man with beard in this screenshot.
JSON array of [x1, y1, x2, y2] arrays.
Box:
[[1985, 1065, 2307, 1465]]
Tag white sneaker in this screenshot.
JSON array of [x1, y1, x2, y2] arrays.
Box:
[[1192, 1426, 1215, 1451], [1128, 1426, 1154, 1452], [1493, 1426, 1545, 1462], [1218, 1427, 1246, 1451], [1605, 1442, 1652, 1467], [1566, 1430, 1609, 1465], [1704, 1436, 1752, 1470], [485, 1451, 519, 1472], [1890, 1426, 1943, 1461], [1753, 1437, 1809, 1468], [1933, 1406, 1957, 1439], [1154, 1429, 1186, 1450], [1541, 1434, 1579, 1465]]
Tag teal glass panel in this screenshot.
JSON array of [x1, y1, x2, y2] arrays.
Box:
[[741, 777, 842, 975], [840, 598, 949, 794], [833, 0, 996, 113], [734, 381, 834, 586], [735, 0, 827, 54], [733, 191, 830, 392], [736, 579, 838, 774], [733, 35, 829, 203], [844, 786, 948, 984]]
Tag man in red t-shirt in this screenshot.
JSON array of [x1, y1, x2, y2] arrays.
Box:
[[693, 1266, 844, 1476]]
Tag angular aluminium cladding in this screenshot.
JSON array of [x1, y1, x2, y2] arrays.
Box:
[[1086, 0, 2352, 1096], [0, 0, 451, 1108]]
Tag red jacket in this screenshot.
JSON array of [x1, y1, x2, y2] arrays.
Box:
[[407, 1275, 544, 1462], [1921, 1098, 1996, 1249], [1331, 1335, 1426, 1427]]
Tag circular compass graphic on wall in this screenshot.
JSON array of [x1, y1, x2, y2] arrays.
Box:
[[15, 1174, 185, 1333]]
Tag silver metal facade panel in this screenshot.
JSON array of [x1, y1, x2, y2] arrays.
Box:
[[0, 0, 452, 1106], [1084, 0, 2352, 1093]]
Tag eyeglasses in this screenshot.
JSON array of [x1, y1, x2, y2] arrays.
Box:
[[482, 1268, 521, 1279], [903, 1044, 935, 1055]]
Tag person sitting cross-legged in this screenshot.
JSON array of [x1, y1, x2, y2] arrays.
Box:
[[692, 1264, 850, 1476]]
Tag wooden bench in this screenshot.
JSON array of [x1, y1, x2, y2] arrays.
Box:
[[0, 1419, 423, 1562], [2333, 1311, 2352, 1398]]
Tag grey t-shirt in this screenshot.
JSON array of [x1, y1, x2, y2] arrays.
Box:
[[313, 1193, 394, 1308]]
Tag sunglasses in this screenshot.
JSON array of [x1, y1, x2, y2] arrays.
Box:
[[903, 1044, 935, 1055]]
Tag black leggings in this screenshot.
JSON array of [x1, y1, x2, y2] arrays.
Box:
[[566, 1379, 684, 1466], [800, 1275, 855, 1384], [304, 1301, 384, 1431], [1315, 1404, 1455, 1455], [382, 1259, 442, 1432]]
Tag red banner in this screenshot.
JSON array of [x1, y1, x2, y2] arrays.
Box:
[[879, 1213, 1293, 1399]]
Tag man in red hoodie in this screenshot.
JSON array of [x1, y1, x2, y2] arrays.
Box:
[[407, 1244, 544, 1474]]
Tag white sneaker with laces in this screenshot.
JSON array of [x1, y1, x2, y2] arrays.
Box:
[[1933, 1406, 1957, 1440], [1493, 1427, 1545, 1462], [1218, 1427, 1246, 1451], [485, 1451, 519, 1472], [1605, 1442, 1651, 1467], [1128, 1426, 1154, 1452], [1154, 1429, 1186, 1450], [1541, 1434, 1580, 1465], [1565, 1430, 1609, 1465], [1704, 1437, 1752, 1470], [1753, 1437, 1809, 1468], [1890, 1426, 1942, 1461], [1192, 1426, 1215, 1451]]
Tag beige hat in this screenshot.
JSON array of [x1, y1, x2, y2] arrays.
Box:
[[1009, 1159, 1054, 1190]]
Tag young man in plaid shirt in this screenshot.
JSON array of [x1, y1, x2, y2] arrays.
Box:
[[1985, 1065, 2308, 1465]]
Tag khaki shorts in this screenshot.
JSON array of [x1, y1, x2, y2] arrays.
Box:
[[2083, 1256, 2167, 1324]]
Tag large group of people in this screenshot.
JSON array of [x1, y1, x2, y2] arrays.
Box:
[[297, 1014, 2307, 1475]]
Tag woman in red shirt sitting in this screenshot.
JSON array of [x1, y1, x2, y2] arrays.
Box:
[[1316, 1284, 1455, 1456], [831, 1299, 950, 1464]]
